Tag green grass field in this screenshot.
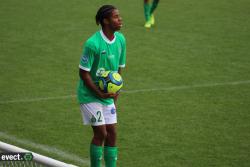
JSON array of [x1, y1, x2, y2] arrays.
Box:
[[1, 0, 250, 166]]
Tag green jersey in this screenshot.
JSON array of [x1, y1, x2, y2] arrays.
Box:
[[77, 30, 126, 105]]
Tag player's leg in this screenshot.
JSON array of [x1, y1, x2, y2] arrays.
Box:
[[144, 0, 152, 28], [104, 124, 117, 167], [92, 125, 107, 146], [103, 104, 118, 167], [105, 124, 117, 146], [149, 0, 159, 25], [90, 125, 106, 167], [80, 103, 106, 167], [150, 0, 159, 15]]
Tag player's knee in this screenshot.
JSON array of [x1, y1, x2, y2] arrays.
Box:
[[94, 130, 107, 141], [106, 125, 117, 138], [106, 129, 116, 142]]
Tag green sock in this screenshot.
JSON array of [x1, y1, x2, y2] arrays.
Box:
[[144, 2, 151, 21], [104, 146, 118, 167], [150, 0, 159, 15], [90, 144, 103, 167]]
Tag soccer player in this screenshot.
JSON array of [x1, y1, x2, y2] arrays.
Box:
[[77, 5, 126, 167], [144, 0, 160, 28]]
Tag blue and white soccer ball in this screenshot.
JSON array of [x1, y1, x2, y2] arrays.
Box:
[[99, 71, 123, 93]]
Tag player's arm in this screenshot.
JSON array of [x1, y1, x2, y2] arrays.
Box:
[[79, 69, 116, 99], [79, 42, 116, 99], [115, 35, 126, 105], [118, 67, 122, 75]]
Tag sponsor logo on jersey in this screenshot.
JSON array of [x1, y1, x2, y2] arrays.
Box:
[[96, 68, 105, 77], [81, 55, 88, 63], [101, 50, 106, 54], [108, 54, 115, 59]]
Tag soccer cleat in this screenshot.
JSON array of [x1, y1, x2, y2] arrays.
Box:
[[144, 21, 151, 28], [150, 14, 155, 25]]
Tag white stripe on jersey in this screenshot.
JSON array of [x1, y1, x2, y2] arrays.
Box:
[[79, 65, 90, 71]]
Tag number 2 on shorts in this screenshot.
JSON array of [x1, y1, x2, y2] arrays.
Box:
[[96, 111, 102, 122]]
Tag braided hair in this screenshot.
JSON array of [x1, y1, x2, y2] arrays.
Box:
[[95, 5, 116, 26]]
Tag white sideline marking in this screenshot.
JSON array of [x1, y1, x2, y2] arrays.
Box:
[[123, 80, 250, 93], [0, 80, 250, 104], [0, 131, 89, 166], [0, 95, 76, 104]]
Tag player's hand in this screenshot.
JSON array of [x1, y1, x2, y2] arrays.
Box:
[[97, 91, 118, 99]]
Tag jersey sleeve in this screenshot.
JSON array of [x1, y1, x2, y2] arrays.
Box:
[[79, 41, 95, 71], [119, 34, 126, 68]]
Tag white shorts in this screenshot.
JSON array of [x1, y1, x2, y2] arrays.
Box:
[[80, 102, 117, 126]]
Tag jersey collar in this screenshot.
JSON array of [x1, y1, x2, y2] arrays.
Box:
[[100, 30, 116, 44]]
